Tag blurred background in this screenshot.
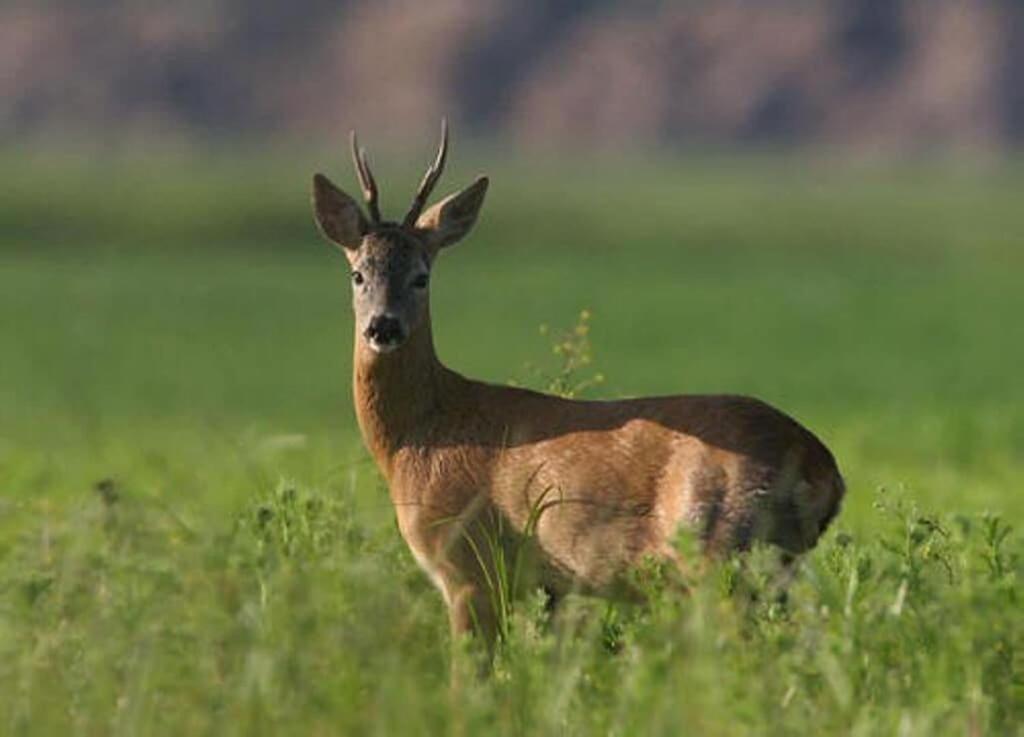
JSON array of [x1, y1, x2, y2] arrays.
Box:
[[5, 0, 1024, 150], [2, 0, 1022, 517]]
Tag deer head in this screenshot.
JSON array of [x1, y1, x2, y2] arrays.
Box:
[[312, 120, 489, 354]]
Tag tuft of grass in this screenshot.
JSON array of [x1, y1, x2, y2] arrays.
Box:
[[528, 309, 605, 399]]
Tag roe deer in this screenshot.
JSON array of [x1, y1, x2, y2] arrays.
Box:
[[311, 121, 845, 652]]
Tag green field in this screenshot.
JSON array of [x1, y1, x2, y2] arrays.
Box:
[[1, 150, 1022, 735]]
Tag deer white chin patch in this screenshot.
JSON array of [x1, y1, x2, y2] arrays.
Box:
[[367, 339, 401, 354]]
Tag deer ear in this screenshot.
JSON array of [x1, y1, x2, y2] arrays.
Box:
[[312, 173, 368, 251], [415, 176, 488, 251]]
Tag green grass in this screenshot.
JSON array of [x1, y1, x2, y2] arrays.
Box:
[[1, 150, 1022, 735]]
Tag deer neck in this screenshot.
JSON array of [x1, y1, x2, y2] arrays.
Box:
[[352, 315, 447, 475]]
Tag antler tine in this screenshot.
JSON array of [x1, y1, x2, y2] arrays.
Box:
[[403, 117, 449, 228], [350, 130, 381, 223]]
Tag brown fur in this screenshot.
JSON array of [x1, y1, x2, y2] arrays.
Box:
[[312, 128, 846, 651]]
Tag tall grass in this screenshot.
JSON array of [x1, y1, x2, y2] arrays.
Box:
[[2, 457, 1020, 735]]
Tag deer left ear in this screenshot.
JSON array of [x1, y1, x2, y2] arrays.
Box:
[[312, 173, 368, 252], [416, 176, 488, 252]]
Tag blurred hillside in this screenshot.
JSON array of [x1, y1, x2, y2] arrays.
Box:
[[4, 0, 1024, 150]]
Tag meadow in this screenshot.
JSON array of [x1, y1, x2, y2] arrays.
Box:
[[1, 148, 1022, 735]]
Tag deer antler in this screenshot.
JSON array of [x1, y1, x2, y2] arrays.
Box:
[[403, 118, 449, 228], [350, 130, 381, 224]]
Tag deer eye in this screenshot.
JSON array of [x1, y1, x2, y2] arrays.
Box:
[[412, 273, 429, 289], [352, 271, 364, 286]]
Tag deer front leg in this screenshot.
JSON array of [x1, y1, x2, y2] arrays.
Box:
[[402, 497, 508, 669], [446, 581, 498, 651], [441, 575, 500, 687]]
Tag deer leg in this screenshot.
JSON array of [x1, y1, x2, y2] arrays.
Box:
[[445, 579, 500, 686], [447, 582, 499, 650]]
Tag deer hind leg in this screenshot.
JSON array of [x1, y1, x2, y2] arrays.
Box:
[[683, 462, 774, 558], [769, 471, 844, 554], [732, 446, 829, 556]]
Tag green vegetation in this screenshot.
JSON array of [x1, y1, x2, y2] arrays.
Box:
[[1, 151, 1022, 735]]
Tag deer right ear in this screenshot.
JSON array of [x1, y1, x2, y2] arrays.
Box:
[[312, 173, 368, 252]]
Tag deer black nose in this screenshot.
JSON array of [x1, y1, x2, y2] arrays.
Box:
[[365, 315, 405, 346]]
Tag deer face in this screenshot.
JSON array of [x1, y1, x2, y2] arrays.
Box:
[[311, 121, 488, 355], [347, 230, 431, 353]]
